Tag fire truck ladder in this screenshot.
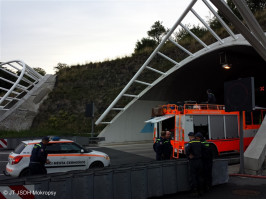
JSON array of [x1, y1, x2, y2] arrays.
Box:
[[95, 0, 266, 125], [173, 114, 184, 159]]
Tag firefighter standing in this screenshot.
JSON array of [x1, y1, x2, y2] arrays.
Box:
[[29, 136, 51, 175], [195, 132, 213, 191], [185, 132, 204, 195], [207, 89, 216, 104], [153, 131, 173, 160]]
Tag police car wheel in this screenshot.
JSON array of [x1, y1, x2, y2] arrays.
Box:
[[19, 168, 30, 177], [89, 161, 104, 169]]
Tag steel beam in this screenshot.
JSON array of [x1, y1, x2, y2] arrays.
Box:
[[210, 0, 266, 61], [231, 0, 266, 47]]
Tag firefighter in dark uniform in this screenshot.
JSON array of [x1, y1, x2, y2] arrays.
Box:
[[195, 132, 213, 191], [29, 136, 51, 175], [207, 89, 216, 104], [185, 132, 204, 195], [153, 131, 173, 160]]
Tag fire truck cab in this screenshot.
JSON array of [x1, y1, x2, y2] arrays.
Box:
[[146, 104, 266, 158]]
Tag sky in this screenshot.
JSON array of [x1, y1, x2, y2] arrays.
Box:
[[0, 0, 215, 74]]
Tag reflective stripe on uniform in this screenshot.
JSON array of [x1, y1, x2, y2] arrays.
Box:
[[189, 141, 201, 143], [33, 144, 42, 149], [156, 139, 161, 143], [201, 141, 210, 147]]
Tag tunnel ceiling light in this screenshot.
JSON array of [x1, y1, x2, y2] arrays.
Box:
[[222, 64, 231, 70], [219, 51, 232, 70]]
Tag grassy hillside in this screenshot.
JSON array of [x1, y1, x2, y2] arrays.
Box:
[[26, 9, 266, 135]]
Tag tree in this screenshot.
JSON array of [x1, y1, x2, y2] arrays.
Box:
[[54, 63, 69, 73], [209, 0, 266, 30], [175, 25, 207, 41], [147, 21, 166, 44], [33, 67, 46, 76], [246, 0, 266, 13], [134, 37, 157, 53]]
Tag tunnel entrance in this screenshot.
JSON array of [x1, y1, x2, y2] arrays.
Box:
[[140, 45, 266, 107]]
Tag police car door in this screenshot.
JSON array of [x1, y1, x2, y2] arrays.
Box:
[[45, 143, 67, 173], [59, 143, 87, 170]]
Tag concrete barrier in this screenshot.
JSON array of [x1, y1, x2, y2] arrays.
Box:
[[113, 167, 132, 198], [25, 175, 50, 199], [72, 171, 93, 199], [49, 173, 73, 199], [0, 159, 229, 198], [93, 169, 113, 199], [176, 160, 190, 192], [147, 163, 163, 197], [212, 159, 229, 186], [162, 160, 178, 194], [0, 177, 25, 186], [131, 165, 148, 199]]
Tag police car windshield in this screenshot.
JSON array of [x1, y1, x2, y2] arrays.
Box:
[[14, 142, 27, 154]]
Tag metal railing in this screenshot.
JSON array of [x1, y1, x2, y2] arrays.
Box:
[[0, 60, 43, 111], [95, 0, 266, 125]]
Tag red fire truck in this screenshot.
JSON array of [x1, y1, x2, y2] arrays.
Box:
[[146, 104, 266, 158]]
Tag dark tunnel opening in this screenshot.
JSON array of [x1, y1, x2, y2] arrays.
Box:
[[140, 45, 266, 107]]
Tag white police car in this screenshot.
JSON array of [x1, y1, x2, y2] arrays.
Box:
[[5, 137, 110, 177]]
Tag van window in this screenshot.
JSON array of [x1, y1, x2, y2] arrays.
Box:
[[14, 142, 27, 154]]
